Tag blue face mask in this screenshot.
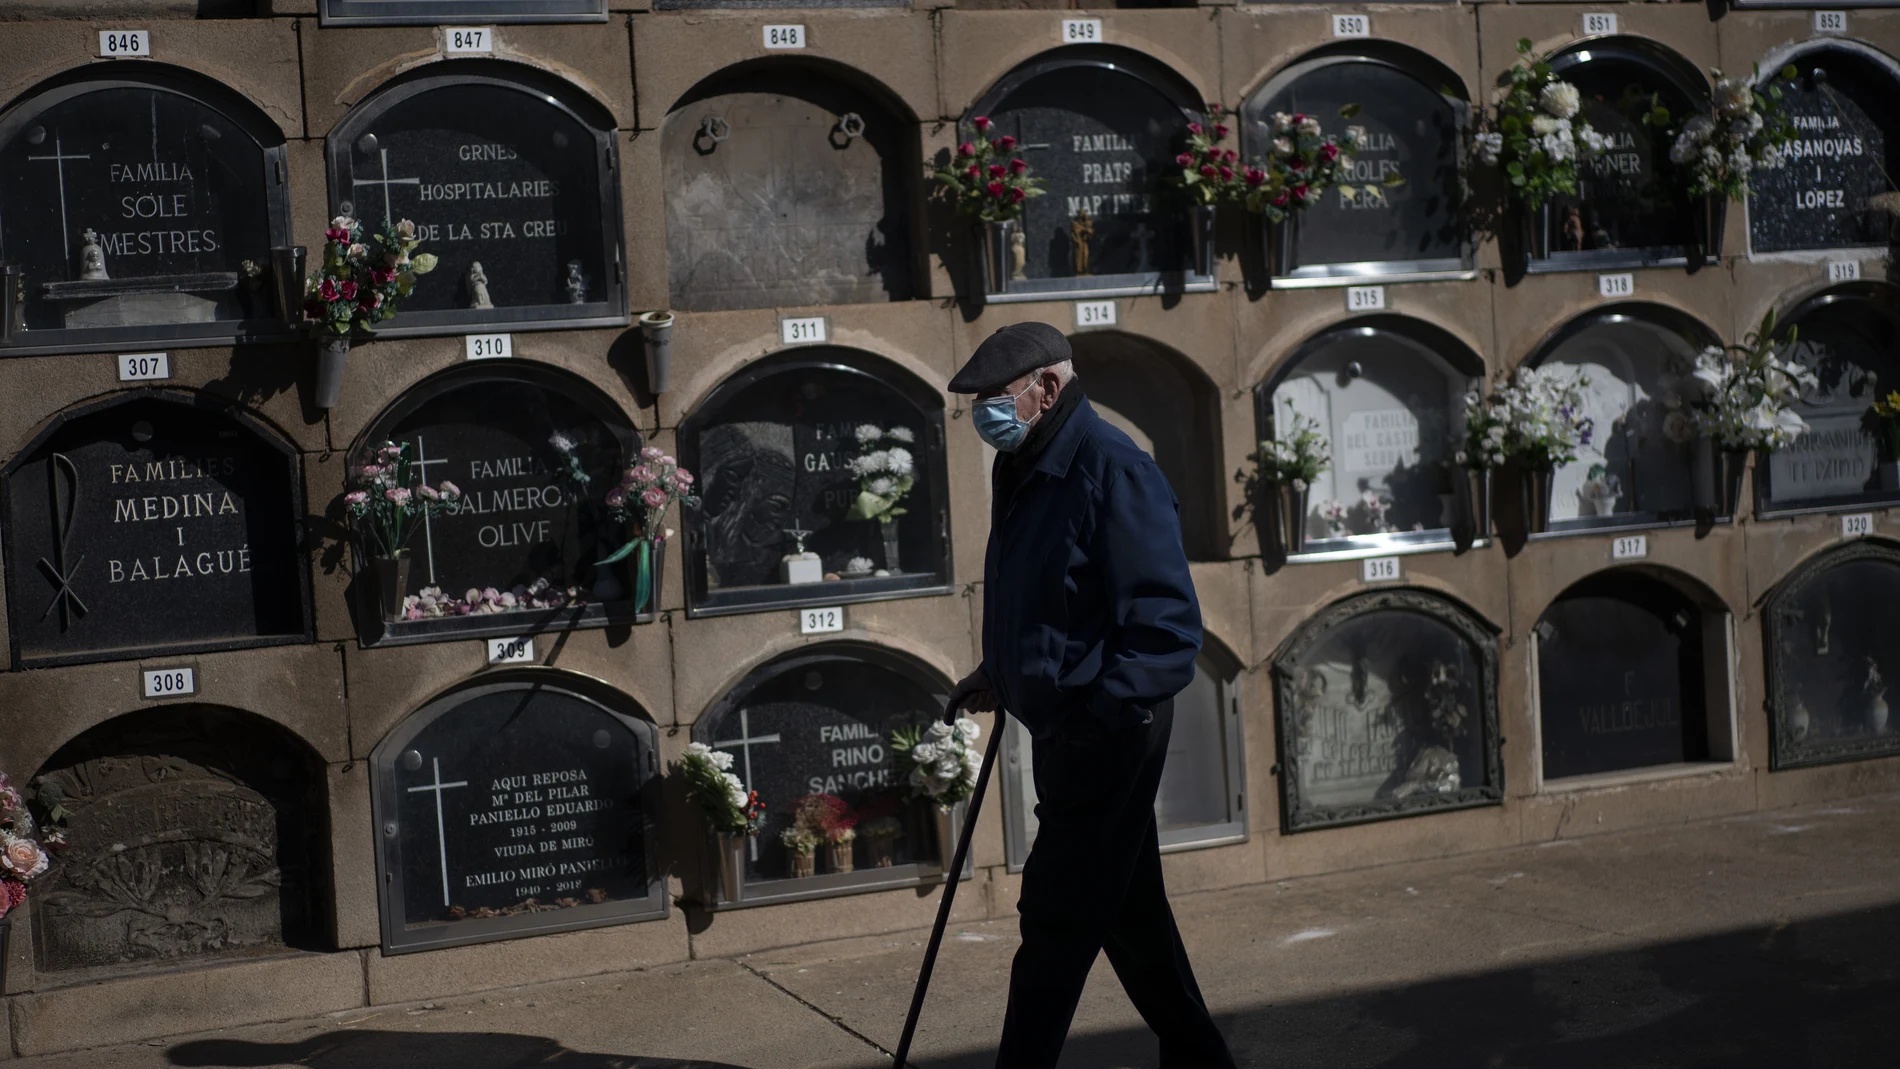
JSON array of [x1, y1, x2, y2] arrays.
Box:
[[972, 381, 1041, 452]]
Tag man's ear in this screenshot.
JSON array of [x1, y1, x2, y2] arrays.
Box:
[[1040, 369, 1063, 410]]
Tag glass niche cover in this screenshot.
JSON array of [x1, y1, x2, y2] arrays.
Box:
[[1272, 590, 1501, 831], [1748, 50, 1898, 255], [1766, 542, 1900, 770], [1759, 291, 1900, 515], [1263, 323, 1474, 553], [693, 647, 956, 906], [1531, 312, 1709, 528], [0, 71, 292, 354], [681, 350, 950, 616]]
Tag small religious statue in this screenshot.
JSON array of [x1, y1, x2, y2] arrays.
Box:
[[565, 260, 587, 304], [468, 261, 493, 310], [1865, 655, 1889, 735], [1070, 209, 1095, 277], [78, 228, 108, 280], [779, 522, 823, 585], [1009, 230, 1027, 281], [1561, 206, 1585, 252]]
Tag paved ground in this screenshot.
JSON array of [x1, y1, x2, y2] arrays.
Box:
[[15, 792, 1900, 1069]]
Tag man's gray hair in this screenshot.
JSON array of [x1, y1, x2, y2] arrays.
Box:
[[1045, 359, 1076, 385]]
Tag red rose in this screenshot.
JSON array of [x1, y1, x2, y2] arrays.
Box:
[[1218, 165, 1233, 181], [957, 141, 976, 157], [973, 116, 991, 131], [359, 288, 381, 308], [988, 163, 1005, 178], [1175, 152, 1193, 167], [986, 180, 1005, 197], [1244, 167, 1266, 187], [1205, 148, 1222, 162], [1214, 123, 1230, 139], [1288, 157, 1308, 171], [1291, 183, 1309, 201], [997, 135, 1018, 150], [966, 165, 981, 180], [1223, 149, 1238, 163], [1011, 187, 1027, 203], [1010, 158, 1028, 174], [1292, 113, 1307, 125], [302, 299, 324, 320], [1187, 122, 1203, 135], [1272, 191, 1290, 206], [372, 268, 395, 286], [1199, 164, 1218, 178], [318, 279, 338, 301], [1320, 142, 1341, 161], [339, 280, 358, 300]]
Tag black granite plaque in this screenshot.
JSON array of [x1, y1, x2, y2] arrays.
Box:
[[320, 0, 605, 26], [328, 72, 619, 331], [1751, 58, 1896, 254], [1538, 582, 1707, 780], [1761, 294, 1900, 512], [374, 681, 663, 952], [2, 393, 309, 668], [355, 365, 638, 642], [1540, 52, 1694, 262], [0, 79, 282, 339], [696, 649, 945, 884], [1766, 543, 1900, 770], [664, 70, 912, 311], [1245, 58, 1464, 272]]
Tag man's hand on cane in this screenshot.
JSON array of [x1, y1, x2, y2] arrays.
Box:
[[944, 665, 997, 724]]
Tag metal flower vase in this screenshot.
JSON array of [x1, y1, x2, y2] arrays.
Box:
[[370, 555, 411, 621], [1272, 482, 1308, 556], [933, 802, 968, 874], [977, 218, 1019, 298], [1463, 468, 1492, 542], [1188, 204, 1217, 279], [1718, 450, 1749, 518], [880, 519, 902, 574], [1521, 468, 1555, 535], [314, 335, 351, 410], [714, 833, 747, 905]]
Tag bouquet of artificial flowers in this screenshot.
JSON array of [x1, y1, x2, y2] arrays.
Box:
[[680, 742, 765, 838], [892, 717, 982, 808], [1477, 40, 1608, 209], [303, 216, 437, 336], [0, 770, 60, 925], [1256, 401, 1332, 489], [1666, 66, 1797, 201], [1692, 311, 1816, 452], [845, 425, 917, 524], [343, 440, 464, 558], [933, 117, 1047, 221]]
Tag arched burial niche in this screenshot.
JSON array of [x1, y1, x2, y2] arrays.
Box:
[[1070, 330, 1226, 560], [0, 64, 294, 355], [1749, 42, 1900, 255], [692, 642, 954, 907], [30, 706, 326, 975], [1757, 283, 1900, 515], [348, 361, 643, 646], [970, 46, 1215, 302], [1534, 570, 1733, 783], [1764, 540, 1900, 770], [325, 61, 625, 337], [1241, 43, 1472, 284], [1271, 589, 1501, 832], [1257, 316, 1481, 554], [679, 347, 951, 617], [1530, 38, 1711, 271], [1525, 304, 1717, 529], [663, 60, 917, 311], [1001, 645, 1248, 870], [2, 391, 311, 669], [370, 675, 666, 953]]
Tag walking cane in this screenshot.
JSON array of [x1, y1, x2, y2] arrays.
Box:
[[892, 717, 1006, 1068]]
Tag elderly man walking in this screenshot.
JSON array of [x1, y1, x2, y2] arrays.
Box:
[[944, 323, 1237, 1069]]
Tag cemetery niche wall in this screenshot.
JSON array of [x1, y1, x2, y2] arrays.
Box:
[[1242, 44, 1472, 285], [1001, 648, 1247, 871], [348, 362, 646, 646], [1757, 283, 1900, 515], [326, 61, 625, 337], [1271, 589, 1501, 831], [0, 65, 295, 356], [319, 0, 607, 28], [663, 61, 917, 312], [679, 348, 950, 617], [29, 706, 326, 976], [1529, 39, 1711, 271], [1526, 305, 1716, 529], [1258, 317, 1480, 555], [370, 676, 666, 953], [1749, 43, 1900, 255], [970, 46, 1216, 303], [2, 391, 311, 669], [1069, 331, 1225, 560], [1535, 570, 1722, 782], [1764, 540, 1900, 770], [692, 643, 955, 907]]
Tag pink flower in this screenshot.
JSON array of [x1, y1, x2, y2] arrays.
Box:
[[1175, 153, 1194, 168], [339, 280, 358, 301], [1, 837, 47, 881], [641, 487, 668, 508], [356, 464, 383, 479], [417, 485, 439, 501], [1218, 166, 1233, 181], [1187, 122, 1203, 136], [629, 464, 655, 484], [1320, 142, 1340, 162], [996, 135, 1017, 150], [1214, 123, 1230, 139], [642, 446, 665, 460], [344, 490, 369, 505], [1009, 158, 1028, 175], [606, 487, 628, 508], [1222, 149, 1237, 163], [0, 878, 24, 919], [965, 165, 981, 181], [972, 116, 991, 132], [319, 279, 338, 301], [384, 486, 411, 505], [957, 141, 976, 157], [1199, 164, 1218, 178], [672, 469, 694, 486], [436, 481, 461, 498]]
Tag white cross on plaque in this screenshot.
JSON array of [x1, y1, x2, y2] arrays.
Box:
[[713, 708, 781, 861], [352, 148, 421, 225], [407, 435, 450, 585], [27, 134, 92, 262], [406, 757, 469, 907]]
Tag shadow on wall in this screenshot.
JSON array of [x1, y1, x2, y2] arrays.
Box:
[[168, 1032, 754, 1068]]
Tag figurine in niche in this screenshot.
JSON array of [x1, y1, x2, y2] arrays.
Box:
[[1865, 655, 1889, 734], [779, 522, 823, 585], [1069, 209, 1095, 277], [1009, 231, 1027, 281], [78, 228, 108, 280], [565, 260, 587, 304], [468, 261, 493, 310], [1561, 206, 1585, 252], [1589, 218, 1614, 250]]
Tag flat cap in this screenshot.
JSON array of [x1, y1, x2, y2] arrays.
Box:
[[948, 322, 1073, 393]]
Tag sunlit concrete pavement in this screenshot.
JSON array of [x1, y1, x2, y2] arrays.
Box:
[[13, 791, 1900, 1069]]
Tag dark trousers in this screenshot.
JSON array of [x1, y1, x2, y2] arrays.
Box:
[[996, 700, 1236, 1069]]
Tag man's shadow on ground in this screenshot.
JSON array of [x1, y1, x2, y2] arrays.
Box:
[[168, 1031, 750, 1069]]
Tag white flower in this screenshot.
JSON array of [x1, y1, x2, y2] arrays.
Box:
[[934, 756, 962, 779], [927, 720, 954, 740], [846, 555, 874, 573], [685, 741, 713, 760], [912, 742, 939, 764], [849, 451, 888, 476], [1272, 136, 1293, 156], [1728, 148, 1753, 175], [1474, 132, 1503, 166], [868, 476, 897, 496], [1714, 79, 1752, 114], [548, 432, 576, 453], [887, 426, 915, 444], [1299, 117, 1321, 136], [1539, 81, 1581, 119], [953, 718, 980, 743], [855, 424, 883, 444], [1542, 133, 1575, 162], [1530, 115, 1561, 137], [884, 447, 914, 476], [1576, 125, 1606, 155]]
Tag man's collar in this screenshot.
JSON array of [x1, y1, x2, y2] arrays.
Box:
[[1032, 391, 1092, 479]]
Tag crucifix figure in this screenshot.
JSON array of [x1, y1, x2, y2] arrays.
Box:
[[407, 435, 450, 585], [406, 756, 469, 908], [351, 148, 421, 226], [1070, 209, 1096, 277], [27, 133, 92, 264], [713, 708, 781, 860], [783, 522, 813, 555]]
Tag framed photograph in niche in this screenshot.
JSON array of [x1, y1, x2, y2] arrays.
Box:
[[320, 0, 606, 27], [0, 65, 296, 356], [370, 677, 666, 953], [1748, 44, 1900, 255], [1257, 317, 1480, 556], [1528, 39, 1715, 273], [2, 390, 312, 669], [1271, 589, 1502, 832], [1001, 650, 1248, 871], [1242, 46, 1474, 286], [1763, 540, 1900, 770], [1527, 305, 1718, 530], [348, 362, 647, 647], [970, 46, 1216, 303], [325, 62, 625, 337], [1756, 284, 1900, 516], [692, 643, 961, 908], [679, 348, 951, 618]]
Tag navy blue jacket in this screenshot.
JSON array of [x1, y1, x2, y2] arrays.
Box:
[[982, 396, 1203, 739]]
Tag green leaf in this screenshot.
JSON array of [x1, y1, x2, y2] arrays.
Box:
[[1338, 102, 1362, 119], [411, 253, 438, 275], [632, 541, 653, 613], [1517, 38, 1533, 54], [1383, 174, 1407, 187], [596, 539, 639, 566]]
